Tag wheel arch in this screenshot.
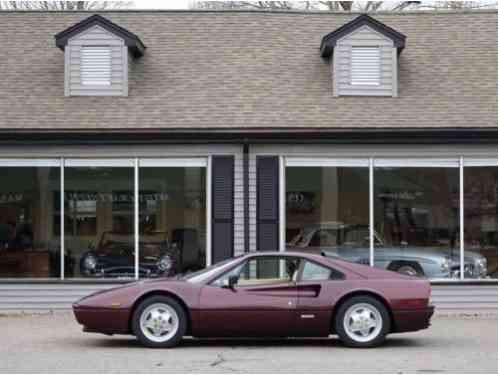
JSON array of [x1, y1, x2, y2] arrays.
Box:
[[330, 290, 394, 334], [387, 260, 425, 275], [128, 290, 192, 336]]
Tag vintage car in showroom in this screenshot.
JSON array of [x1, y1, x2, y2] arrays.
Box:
[[73, 252, 434, 348], [79, 229, 204, 278], [287, 223, 487, 279]]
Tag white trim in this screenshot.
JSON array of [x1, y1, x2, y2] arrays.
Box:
[[279, 156, 286, 252], [460, 156, 465, 281], [205, 156, 212, 266], [134, 158, 139, 280], [369, 157, 374, 267], [285, 158, 369, 168], [374, 158, 459, 168], [60, 157, 65, 280], [0, 159, 60, 167], [139, 158, 207, 168], [65, 159, 134, 168], [464, 158, 498, 167]]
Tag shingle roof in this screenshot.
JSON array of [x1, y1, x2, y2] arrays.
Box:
[[0, 10, 497, 131]]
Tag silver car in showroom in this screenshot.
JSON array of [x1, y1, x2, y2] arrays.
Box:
[[287, 223, 487, 278]]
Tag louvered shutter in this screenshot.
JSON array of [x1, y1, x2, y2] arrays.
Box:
[[211, 156, 234, 263], [81, 46, 112, 85], [257, 156, 279, 251], [350, 47, 380, 86]]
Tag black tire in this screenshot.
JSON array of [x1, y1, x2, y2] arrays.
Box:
[[132, 295, 187, 348], [334, 295, 391, 348]]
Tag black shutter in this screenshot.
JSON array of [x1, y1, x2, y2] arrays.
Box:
[[257, 156, 279, 251], [211, 155, 234, 263]]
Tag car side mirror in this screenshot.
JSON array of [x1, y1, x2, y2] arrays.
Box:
[[223, 275, 238, 290]]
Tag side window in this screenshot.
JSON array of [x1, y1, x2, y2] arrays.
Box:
[[212, 257, 300, 287], [301, 261, 343, 281]]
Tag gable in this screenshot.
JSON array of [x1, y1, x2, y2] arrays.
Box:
[[337, 25, 394, 47]]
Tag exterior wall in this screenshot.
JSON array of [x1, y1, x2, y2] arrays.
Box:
[[2, 282, 497, 313], [66, 25, 128, 96], [333, 25, 396, 97]]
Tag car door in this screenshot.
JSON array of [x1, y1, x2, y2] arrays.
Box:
[[293, 259, 347, 337], [197, 255, 300, 337]]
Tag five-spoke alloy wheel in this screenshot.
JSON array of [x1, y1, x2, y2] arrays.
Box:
[[335, 295, 390, 348], [132, 296, 187, 348]]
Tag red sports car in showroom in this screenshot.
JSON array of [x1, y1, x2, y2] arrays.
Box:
[[73, 251, 434, 348]]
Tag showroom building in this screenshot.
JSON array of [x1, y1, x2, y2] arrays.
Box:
[[1, 9, 498, 312]]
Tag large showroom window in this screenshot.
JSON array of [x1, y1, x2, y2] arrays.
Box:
[[285, 159, 370, 265], [284, 157, 497, 280], [462, 160, 498, 279], [139, 159, 207, 278], [0, 160, 61, 278], [373, 160, 460, 279], [0, 157, 209, 280], [63, 160, 135, 279]]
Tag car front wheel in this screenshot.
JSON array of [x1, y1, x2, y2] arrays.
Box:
[[132, 295, 187, 348], [335, 295, 390, 348]]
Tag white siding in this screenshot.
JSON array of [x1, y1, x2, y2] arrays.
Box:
[[66, 25, 128, 97], [333, 26, 397, 97]]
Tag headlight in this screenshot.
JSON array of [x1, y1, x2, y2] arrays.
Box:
[[476, 257, 487, 277], [83, 254, 97, 271], [440, 257, 450, 273], [157, 255, 172, 271]]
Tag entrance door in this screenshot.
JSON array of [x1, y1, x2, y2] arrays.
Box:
[[197, 255, 300, 337]]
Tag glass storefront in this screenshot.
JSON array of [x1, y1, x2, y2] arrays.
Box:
[[139, 166, 206, 277], [374, 167, 460, 278], [284, 158, 498, 280], [286, 166, 370, 265], [63, 165, 134, 278], [0, 163, 61, 278], [464, 167, 498, 279], [0, 158, 207, 280]]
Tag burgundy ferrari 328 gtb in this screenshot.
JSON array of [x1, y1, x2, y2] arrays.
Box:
[[73, 252, 434, 348]]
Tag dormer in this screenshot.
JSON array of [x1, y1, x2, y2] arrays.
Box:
[[55, 15, 145, 97], [320, 14, 406, 97]]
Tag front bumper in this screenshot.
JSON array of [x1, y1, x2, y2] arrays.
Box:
[[73, 304, 131, 335], [392, 305, 435, 333]]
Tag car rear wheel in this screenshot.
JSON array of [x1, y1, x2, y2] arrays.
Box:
[[396, 264, 423, 277], [132, 296, 187, 348], [335, 295, 390, 348]]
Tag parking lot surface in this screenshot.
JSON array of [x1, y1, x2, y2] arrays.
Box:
[[1, 313, 498, 373]]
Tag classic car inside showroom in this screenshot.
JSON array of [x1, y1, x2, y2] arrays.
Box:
[[1, 9, 498, 314]]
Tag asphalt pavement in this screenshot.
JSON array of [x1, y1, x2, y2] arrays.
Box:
[[1, 312, 497, 373]]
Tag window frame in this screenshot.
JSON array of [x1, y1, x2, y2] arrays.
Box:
[[0, 157, 210, 281], [282, 156, 498, 281]]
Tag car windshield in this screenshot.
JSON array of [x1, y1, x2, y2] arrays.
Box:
[[289, 225, 371, 248], [99, 232, 167, 257], [183, 256, 243, 283]]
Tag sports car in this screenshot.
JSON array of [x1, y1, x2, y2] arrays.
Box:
[[73, 251, 434, 348]]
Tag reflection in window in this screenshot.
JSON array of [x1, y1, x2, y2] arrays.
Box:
[[214, 257, 300, 287], [64, 167, 134, 278], [286, 167, 370, 265], [374, 167, 460, 279], [139, 167, 206, 277], [0, 167, 61, 278], [464, 167, 496, 279]]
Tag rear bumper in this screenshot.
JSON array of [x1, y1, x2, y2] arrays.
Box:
[[392, 305, 435, 333], [73, 304, 131, 334]]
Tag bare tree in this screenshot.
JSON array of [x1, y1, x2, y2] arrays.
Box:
[[190, 1, 498, 12], [0, 1, 133, 10]]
